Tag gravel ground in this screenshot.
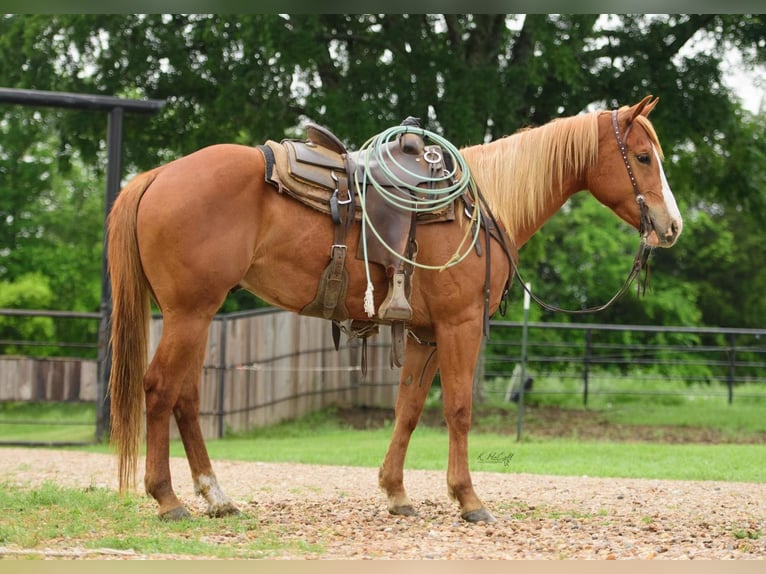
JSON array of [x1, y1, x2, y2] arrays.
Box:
[[1, 447, 765, 560]]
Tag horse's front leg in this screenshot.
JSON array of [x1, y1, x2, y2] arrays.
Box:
[[437, 320, 496, 523], [378, 339, 439, 516]]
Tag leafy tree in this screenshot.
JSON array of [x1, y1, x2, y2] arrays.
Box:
[[0, 273, 54, 354], [1, 13, 765, 335]]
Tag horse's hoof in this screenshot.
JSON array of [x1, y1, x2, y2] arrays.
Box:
[[389, 504, 419, 517], [159, 506, 192, 521], [208, 503, 241, 518], [461, 507, 497, 523]]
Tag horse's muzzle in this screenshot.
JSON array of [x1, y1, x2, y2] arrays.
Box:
[[645, 217, 682, 248]]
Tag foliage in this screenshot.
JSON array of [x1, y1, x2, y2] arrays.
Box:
[[0, 14, 765, 355], [0, 274, 54, 354]]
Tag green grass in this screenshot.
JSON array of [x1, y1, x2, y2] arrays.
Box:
[[0, 481, 320, 558], [605, 400, 766, 434], [178, 422, 765, 484], [0, 401, 96, 443], [483, 376, 766, 435]]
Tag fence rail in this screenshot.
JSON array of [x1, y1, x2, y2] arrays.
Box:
[[2, 308, 765, 444], [483, 321, 766, 406]]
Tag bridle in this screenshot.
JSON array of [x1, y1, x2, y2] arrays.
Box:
[[497, 108, 654, 315], [612, 109, 654, 241]]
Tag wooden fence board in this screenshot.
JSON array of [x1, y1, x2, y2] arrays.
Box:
[[0, 357, 98, 402], [1, 310, 399, 439]]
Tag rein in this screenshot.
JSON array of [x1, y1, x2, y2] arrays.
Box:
[[495, 109, 653, 315]]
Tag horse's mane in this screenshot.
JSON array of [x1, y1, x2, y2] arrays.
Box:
[[459, 109, 663, 236], [459, 112, 599, 235]]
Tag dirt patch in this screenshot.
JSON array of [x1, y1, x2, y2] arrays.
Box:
[[336, 404, 766, 444], [1, 448, 765, 559]]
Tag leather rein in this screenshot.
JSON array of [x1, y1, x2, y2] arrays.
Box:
[[493, 108, 654, 315]]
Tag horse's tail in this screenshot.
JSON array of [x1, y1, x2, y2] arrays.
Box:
[[107, 168, 159, 493]]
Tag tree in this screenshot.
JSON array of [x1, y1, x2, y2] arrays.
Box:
[[1, 13, 765, 329], [0, 273, 55, 354]]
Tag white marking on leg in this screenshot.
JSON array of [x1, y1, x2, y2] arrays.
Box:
[[195, 473, 237, 515]]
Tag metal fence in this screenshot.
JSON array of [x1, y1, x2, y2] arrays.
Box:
[[483, 320, 766, 405], [2, 307, 765, 445]]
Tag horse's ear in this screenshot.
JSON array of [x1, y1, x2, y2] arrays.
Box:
[[630, 95, 658, 121], [640, 96, 659, 117]]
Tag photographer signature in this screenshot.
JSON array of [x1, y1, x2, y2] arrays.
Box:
[[477, 451, 514, 467]]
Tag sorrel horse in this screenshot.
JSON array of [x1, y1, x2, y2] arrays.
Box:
[[107, 96, 682, 522]]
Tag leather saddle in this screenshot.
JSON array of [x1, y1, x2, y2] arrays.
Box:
[[260, 121, 456, 324], [262, 124, 455, 226]]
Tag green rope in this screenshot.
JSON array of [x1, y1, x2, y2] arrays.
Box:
[[354, 125, 482, 316]]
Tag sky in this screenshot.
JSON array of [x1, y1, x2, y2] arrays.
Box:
[[723, 56, 765, 114]]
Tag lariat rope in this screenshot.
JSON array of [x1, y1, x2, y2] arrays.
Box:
[[354, 125, 481, 316]]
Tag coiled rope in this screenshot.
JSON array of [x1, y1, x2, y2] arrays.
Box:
[[354, 125, 481, 316]]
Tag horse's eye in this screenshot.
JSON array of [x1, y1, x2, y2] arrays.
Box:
[[636, 153, 651, 165]]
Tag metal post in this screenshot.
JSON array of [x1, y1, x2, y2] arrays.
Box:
[[583, 329, 592, 407], [727, 333, 736, 405], [217, 316, 228, 438], [516, 283, 531, 441], [95, 106, 124, 442]]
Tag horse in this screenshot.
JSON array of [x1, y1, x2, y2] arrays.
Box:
[[107, 95, 682, 523]]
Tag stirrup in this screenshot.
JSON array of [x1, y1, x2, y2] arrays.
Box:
[[390, 321, 406, 368], [377, 272, 412, 321]]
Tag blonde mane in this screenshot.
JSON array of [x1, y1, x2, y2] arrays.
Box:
[[460, 112, 600, 235], [459, 110, 664, 236]]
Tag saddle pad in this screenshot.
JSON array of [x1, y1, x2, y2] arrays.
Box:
[[264, 140, 352, 216]]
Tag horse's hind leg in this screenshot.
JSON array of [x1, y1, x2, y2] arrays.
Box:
[[173, 360, 239, 518], [378, 340, 439, 516], [143, 314, 236, 519]]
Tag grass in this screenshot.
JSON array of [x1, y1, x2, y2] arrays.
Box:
[[482, 375, 766, 436], [0, 401, 96, 444], [183, 419, 765, 483], [0, 481, 320, 558]]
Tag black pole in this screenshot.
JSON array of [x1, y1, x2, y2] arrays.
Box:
[[727, 333, 736, 405], [95, 107, 124, 442], [0, 87, 164, 114], [516, 283, 531, 441], [583, 329, 592, 407], [217, 316, 228, 439]]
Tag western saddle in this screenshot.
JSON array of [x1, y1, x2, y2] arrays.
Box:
[[258, 119, 469, 367]]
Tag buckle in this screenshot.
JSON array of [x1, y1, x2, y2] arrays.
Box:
[[330, 244, 347, 258]]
